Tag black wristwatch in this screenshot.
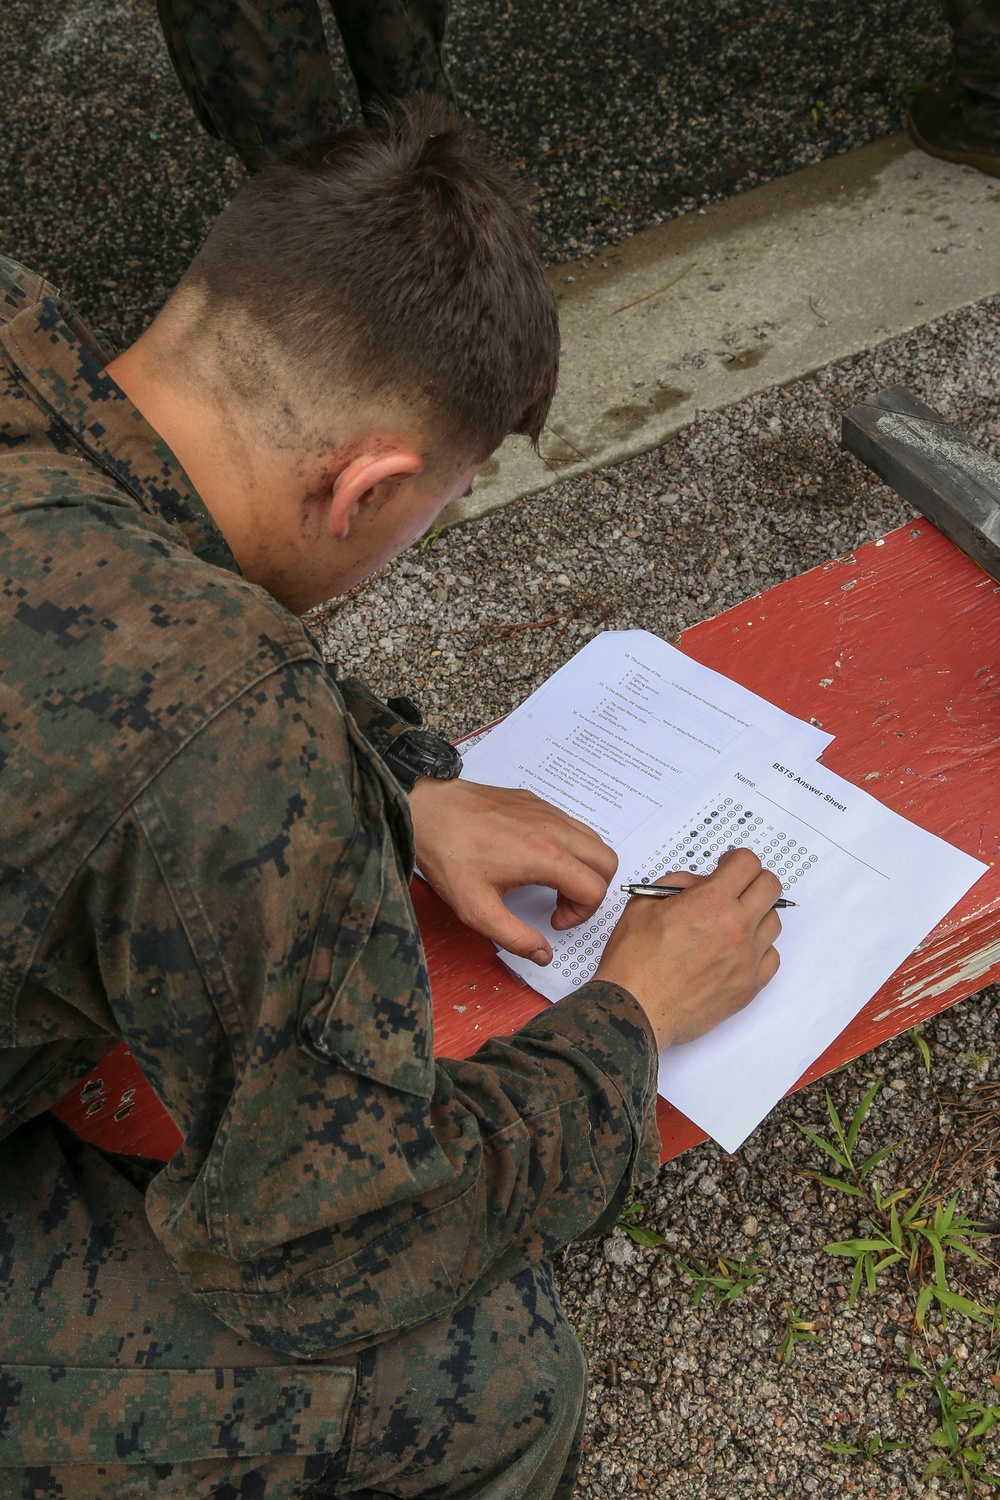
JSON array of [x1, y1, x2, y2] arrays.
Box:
[[382, 728, 464, 793]]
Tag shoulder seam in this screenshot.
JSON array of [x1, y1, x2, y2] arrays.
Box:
[[0, 258, 53, 327]]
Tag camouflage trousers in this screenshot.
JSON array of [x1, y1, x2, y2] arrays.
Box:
[[946, 0, 1000, 131], [156, 0, 453, 170], [0, 1121, 586, 1498]]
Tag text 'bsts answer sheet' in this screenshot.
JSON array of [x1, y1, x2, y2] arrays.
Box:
[[460, 632, 987, 1153]]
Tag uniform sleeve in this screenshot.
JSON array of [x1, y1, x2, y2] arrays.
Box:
[[333, 672, 417, 761], [74, 657, 660, 1359]]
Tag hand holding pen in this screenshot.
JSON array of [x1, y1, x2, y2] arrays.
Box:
[[620, 880, 797, 909], [594, 850, 784, 1050]]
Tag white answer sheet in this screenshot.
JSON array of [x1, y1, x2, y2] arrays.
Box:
[[461, 631, 832, 848], [492, 738, 986, 1153]]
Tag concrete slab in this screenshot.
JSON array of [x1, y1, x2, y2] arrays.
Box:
[[444, 133, 1000, 527]]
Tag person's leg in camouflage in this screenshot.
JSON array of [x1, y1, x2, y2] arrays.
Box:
[[1, 1119, 586, 1499], [908, 1, 1000, 177], [0, 1119, 357, 1498], [155, 0, 452, 173], [156, 0, 345, 171], [323, 1255, 587, 1499], [330, 0, 452, 126]]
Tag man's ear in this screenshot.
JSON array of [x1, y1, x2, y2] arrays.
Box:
[[327, 449, 424, 541]]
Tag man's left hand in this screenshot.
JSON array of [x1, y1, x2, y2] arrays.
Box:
[[408, 778, 618, 965]]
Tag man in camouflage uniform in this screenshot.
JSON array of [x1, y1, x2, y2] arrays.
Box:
[[157, 0, 453, 170], [0, 104, 782, 1497], [909, 0, 1000, 177]]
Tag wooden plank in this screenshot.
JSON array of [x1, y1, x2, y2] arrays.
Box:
[[842, 385, 1000, 582], [52, 515, 1000, 1163], [50, 1046, 183, 1160]]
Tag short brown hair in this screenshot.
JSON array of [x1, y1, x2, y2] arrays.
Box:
[[179, 98, 558, 461]]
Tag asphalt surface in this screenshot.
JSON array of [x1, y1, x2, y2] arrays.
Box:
[[1, 0, 953, 342]]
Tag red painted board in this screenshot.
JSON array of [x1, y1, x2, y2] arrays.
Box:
[[51, 1047, 183, 1160], [51, 517, 1000, 1163]]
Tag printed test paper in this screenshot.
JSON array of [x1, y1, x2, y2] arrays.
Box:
[[461, 630, 832, 849], [498, 740, 985, 1151], [460, 633, 986, 1152]]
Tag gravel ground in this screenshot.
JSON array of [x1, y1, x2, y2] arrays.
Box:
[[309, 299, 1000, 1497], [559, 1004, 1000, 1500], [448, 0, 952, 260], [1, 0, 953, 343]]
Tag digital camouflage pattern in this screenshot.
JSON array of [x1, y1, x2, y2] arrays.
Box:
[[156, 0, 453, 170], [1, 1122, 586, 1497], [946, 0, 1000, 131], [0, 258, 661, 1496]]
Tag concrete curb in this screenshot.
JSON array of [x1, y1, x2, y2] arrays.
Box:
[[443, 133, 1000, 528]]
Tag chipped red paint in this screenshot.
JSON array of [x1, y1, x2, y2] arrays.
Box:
[[52, 519, 1000, 1162], [51, 1049, 183, 1160]]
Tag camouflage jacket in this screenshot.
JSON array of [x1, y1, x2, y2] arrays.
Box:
[[0, 257, 660, 1359]]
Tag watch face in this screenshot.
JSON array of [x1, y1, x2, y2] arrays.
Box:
[[389, 729, 463, 787]]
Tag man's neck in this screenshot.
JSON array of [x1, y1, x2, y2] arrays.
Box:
[[107, 338, 285, 582]]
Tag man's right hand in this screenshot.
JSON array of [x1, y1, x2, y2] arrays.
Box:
[[594, 849, 782, 1052]]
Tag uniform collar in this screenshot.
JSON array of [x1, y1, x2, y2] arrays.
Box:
[[0, 282, 239, 576]]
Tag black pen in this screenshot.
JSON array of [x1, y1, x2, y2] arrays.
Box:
[[619, 882, 797, 909]]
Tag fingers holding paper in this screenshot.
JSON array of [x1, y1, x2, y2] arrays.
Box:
[[409, 777, 618, 963], [595, 848, 782, 1053]]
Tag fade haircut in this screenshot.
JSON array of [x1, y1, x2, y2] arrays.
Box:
[[178, 97, 559, 462]]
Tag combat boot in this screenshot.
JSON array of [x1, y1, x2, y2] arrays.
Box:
[[908, 85, 1000, 178]]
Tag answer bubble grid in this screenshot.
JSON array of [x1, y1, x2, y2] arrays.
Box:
[[548, 793, 823, 989]]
